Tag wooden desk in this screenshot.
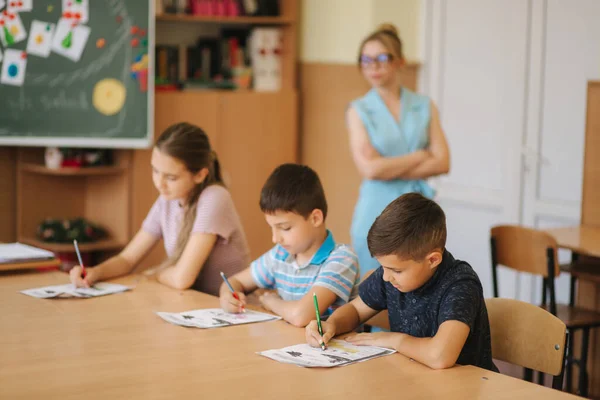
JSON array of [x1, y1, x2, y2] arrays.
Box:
[[0, 272, 582, 400], [547, 225, 600, 397], [546, 226, 600, 258]]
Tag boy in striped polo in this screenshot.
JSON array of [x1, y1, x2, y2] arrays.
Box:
[[219, 164, 360, 327]]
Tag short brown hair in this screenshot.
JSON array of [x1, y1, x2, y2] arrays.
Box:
[[259, 164, 328, 219], [367, 193, 446, 261]]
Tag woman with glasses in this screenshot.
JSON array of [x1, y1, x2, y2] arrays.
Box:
[[347, 23, 451, 279]]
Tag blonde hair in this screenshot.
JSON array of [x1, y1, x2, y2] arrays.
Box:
[[357, 23, 404, 67], [155, 122, 224, 270]]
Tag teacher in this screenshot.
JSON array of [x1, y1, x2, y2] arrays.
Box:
[[347, 23, 451, 277]]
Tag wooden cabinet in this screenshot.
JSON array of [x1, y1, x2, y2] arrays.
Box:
[[219, 91, 298, 258]]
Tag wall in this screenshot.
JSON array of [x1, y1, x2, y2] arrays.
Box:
[[300, 0, 422, 64]]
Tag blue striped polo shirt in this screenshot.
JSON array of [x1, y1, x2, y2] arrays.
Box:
[[250, 230, 360, 316]]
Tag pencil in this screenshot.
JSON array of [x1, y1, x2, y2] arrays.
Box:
[[313, 292, 326, 350], [220, 271, 245, 313], [73, 240, 86, 279]]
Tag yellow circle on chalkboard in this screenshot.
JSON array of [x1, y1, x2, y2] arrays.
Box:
[[93, 79, 126, 116]]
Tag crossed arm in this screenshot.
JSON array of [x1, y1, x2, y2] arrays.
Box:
[[347, 101, 450, 181]]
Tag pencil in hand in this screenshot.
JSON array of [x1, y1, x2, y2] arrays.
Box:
[[73, 240, 86, 279], [220, 271, 245, 313], [313, 292, 326, 350]]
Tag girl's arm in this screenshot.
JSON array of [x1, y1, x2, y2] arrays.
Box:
[[157, 232, 218, 290], [72, 230, 160, 287], [347, 106, 430, 181], [402, 102, 450, 179]]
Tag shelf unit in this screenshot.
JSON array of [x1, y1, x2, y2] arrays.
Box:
[[16, 148, 132, 258], [155, 14, 293, 25]]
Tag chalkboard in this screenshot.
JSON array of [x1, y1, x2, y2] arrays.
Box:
[[0, 0, 154, 148]]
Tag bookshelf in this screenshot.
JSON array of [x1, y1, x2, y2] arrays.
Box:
[[155, 14, 293, 25], [16, 148, 132, 258]]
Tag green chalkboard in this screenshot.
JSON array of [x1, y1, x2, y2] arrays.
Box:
[[0, 0, 153, 148]]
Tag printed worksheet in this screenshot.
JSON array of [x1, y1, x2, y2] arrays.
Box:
[[20, 282, 130, 299], [258, 339, 396, 368], [156, 308, 281, 328]]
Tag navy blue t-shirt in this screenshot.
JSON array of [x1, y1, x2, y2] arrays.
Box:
[[359, 250, 498, 372]]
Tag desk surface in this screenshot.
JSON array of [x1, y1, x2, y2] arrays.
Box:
[[546, 226, 600, 258], [0, 272, 582, 400]]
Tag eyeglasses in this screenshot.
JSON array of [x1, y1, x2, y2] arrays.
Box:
[[359, 53, 393, 67]]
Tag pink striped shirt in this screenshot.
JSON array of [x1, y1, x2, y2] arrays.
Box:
[[142, 185, 250, 295]]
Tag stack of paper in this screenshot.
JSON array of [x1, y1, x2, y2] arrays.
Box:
[[0, 243, 55, 264], [20, 282, 130, 299], [156, 308, 281, 328], [258, 339, 396, 368]]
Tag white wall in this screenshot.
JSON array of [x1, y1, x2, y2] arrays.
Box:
[[300, 0, 422, 64]]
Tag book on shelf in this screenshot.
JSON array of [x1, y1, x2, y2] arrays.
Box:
[[156, 0, 280, 17]]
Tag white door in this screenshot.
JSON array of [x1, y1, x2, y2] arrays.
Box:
[[521, 0, 600, 304], [420, 0, 529, 298], [421, 0, 600, 303]]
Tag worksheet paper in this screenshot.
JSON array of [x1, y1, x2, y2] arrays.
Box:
[[156, 308, 281, 328], [20, 282, 130, 298], [258, 339, 396, 368]]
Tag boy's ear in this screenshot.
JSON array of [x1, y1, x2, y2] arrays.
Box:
[[426, 250, 443, 270], [308, 209, 324, 227], [193, 167, 209, 184]]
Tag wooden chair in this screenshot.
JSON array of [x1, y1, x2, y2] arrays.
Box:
[[361, 270, 390, 331], [490, 225, 600, 396], [486, 297, 568, 390]]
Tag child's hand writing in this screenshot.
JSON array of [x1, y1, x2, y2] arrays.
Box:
[[305, 320, 336, 348], [220, 289, 246, 313], [69, 265, 98, 288]]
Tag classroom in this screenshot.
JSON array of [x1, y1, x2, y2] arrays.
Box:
[[1, 0, 600, 398]]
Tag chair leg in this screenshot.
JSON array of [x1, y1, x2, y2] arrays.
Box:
[[524, 368, 533, 382], [578, 328, 590, 397], [536, 370, 545, 386], [566, 329, 574, 393], [569, 274, 576, 307]]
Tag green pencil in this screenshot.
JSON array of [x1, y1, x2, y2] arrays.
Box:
[[313, 292, 326, 350]]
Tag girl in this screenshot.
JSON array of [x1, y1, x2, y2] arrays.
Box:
[[70, 122, 250, 295], [347, 23, 451, 277]]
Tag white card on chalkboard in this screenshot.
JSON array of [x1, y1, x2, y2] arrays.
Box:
[[27, 20, 56, 58], [0, 11, 27, 47], [51, 18, 90, 62], [62, 0, 89, 24], [1, 49, 27, 86], [7, 0, 32, 13]]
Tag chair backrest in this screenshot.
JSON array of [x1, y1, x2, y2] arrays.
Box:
[[362, 270, 390, 330], [490, 225, 559, 278], [486, 297, 567, 378]]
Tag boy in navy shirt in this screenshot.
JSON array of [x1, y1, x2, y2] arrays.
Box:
[[306, 193, 497, 371]]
